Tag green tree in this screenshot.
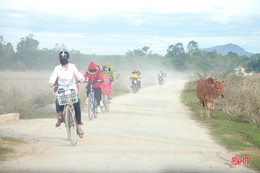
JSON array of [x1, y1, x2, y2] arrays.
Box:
[[0, 37, 15, 70], [15, 34, 40, 69], [248, 54, 260, 72], [16, 34, 39, 52], [142, 46, 149, 53], [187, 40, 200, 56], [227, 51, 239, 58], [126, 48, 146, 57], [166, 42, 185, 58]]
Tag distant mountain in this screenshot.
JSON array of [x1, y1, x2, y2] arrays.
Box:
[[202, 43, 253, 57]]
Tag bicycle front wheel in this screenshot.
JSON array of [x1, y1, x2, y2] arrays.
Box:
[[65, 105, 77, 146], [100, 95, 105, 114], [88, 95, 95, 120], [64, 106, 70, 140], [104, 95, 109, 113]]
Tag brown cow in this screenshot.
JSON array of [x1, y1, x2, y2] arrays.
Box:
[[196, 78, 224, 118]]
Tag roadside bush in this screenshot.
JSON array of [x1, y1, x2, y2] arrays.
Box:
[[245, 67, 253, 73]]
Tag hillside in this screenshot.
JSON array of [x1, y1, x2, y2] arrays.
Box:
[[203, 43, 252, 57]]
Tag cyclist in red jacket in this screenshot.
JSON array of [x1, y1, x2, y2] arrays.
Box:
[[84, 61, 103, 113]]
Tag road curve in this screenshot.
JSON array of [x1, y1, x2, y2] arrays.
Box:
[[0, 80, 255, 173]]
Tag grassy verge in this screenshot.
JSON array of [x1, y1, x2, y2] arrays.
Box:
[[181, 81, 260, 172], [0, 145, 13, 160], [0, 136, 24, 160]]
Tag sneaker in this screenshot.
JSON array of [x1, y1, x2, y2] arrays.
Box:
[[97, 106, 102, 113]]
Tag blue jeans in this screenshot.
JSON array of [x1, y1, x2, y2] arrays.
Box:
[[55, 99, 82, 124], [86, 86, 101, 106]]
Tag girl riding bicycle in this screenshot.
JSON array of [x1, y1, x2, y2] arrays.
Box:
[[84, 61, 103, 113], [100, 62, 114, 83], [100, 62, 114, 100], [49, 51, 85, 138]]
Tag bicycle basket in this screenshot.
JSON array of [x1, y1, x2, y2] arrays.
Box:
[[56, 89, 78, 105]]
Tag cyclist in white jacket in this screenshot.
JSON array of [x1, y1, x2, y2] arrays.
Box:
[[49, 51, 85, 138]]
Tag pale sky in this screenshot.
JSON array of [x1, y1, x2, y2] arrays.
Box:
[[1, 0, 260, 55]]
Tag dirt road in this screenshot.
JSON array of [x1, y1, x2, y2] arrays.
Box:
[[0, 80, 255, 173]]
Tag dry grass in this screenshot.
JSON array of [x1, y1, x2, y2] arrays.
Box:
[[191, 72, 260, 125], [0, 71, 54, 118], [0, 70, 131, 118], [216, 73, 260, 125]]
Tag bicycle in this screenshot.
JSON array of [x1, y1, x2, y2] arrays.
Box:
[[101, 76, 112, 113], [54, 83, 79, 146], [86, 81, 100, 120], [102, 94, 110, 113]]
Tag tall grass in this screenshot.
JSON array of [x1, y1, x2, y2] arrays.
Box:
[[216, 73, 260, 125], [192, 72, 260, 125], [0, 71, 54, 118]]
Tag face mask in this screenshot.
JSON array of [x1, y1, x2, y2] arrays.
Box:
[[60, 58, 68, 65], [89, 69, 97, 74], [104, 67, 109, 72]]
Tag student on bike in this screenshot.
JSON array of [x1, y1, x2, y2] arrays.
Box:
[[100, 62, 114, 83], [100, 62, 114, 100], [84, 61, 103, 113], [49, 51, 85, 138], [158, 71, 164, 79]]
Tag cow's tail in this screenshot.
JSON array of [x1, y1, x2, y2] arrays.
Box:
[[203, 101, 205, 107]]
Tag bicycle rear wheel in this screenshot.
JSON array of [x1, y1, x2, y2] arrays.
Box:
[[65, 105, 77, 146]]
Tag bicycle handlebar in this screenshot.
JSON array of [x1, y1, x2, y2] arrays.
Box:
[[52, 81, 86, 88], [84, 80, 103, 85], [52, 80, 104, 89]]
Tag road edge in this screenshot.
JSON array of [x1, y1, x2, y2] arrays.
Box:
[[0, 113, 19, 124]]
